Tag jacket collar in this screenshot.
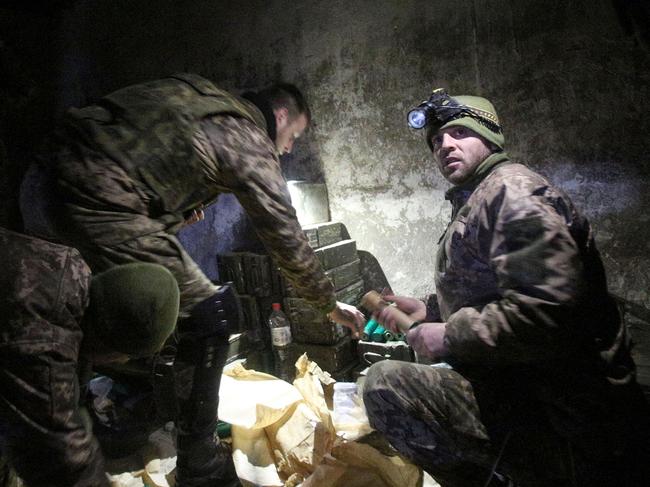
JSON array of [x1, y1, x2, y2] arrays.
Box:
[[445, 151, 512, 210], [241, 91, 277, 142]]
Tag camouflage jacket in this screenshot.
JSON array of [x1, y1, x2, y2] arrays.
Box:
[[434, 157, 634, 392], [53, 74, 336, 313]]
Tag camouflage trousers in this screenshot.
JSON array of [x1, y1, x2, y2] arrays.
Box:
[[363, 361, 501, 487], [363, 360, 632, 487], [0, 341, 108, 486], [363, 360, 650, 487]]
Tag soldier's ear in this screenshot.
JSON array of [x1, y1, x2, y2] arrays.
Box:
[[273, 107, 290, 128]]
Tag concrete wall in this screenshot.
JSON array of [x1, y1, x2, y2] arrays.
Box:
[[3, 0, 649, 305]]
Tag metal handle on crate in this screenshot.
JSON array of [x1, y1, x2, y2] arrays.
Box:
[[362, 351, 392, 365]]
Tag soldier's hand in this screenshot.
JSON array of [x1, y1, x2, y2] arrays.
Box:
[[407, 322, 449, 360], [328, 301, 366, 338], [183, 205, 205, 226], [376, 294, 426, 333]]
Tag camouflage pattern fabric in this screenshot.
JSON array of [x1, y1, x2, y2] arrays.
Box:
[[0, 228, 109, 487], [40, 73, 335, 316], [436, 161, 627, 370], [363, 361, 496, 487], [365, 160, 650, 486]]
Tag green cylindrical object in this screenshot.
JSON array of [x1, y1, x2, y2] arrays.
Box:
[[393, 332, 406, 342], [371, 324, 387, 342], [216, 420, 232, 439], [362, 319, 379, 341]]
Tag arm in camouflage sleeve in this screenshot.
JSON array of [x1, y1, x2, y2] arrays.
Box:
[[199, 115, 337, 314], [444, 184, 584, 366]]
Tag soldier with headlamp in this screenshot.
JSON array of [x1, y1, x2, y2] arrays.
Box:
[[364, 89, 650, 486]]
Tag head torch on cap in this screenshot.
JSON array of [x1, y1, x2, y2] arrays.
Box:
[[407, 88, 468, 129], [407, 88, 501, 133]]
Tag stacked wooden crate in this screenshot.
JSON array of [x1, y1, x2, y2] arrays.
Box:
[[284, 222, 363, 380], [217, 221, 363, 380]]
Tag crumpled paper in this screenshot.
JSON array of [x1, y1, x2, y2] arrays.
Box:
[[218, 354, 422, 487]]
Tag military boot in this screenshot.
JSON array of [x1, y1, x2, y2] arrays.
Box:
[[175, 433, 240, 487]]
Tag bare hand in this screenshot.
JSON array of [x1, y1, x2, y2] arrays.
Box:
[[328, 301, 366, 338], [375, 294, 426, 333], [407, 322, 449, 361], [183, 205, 205, 226]]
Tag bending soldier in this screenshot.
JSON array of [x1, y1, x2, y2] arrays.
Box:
[[21, 74, 365, 486]]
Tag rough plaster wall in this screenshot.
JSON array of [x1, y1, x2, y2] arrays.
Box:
[[4, 0, 650, 305], [165, 0, 650, 304]]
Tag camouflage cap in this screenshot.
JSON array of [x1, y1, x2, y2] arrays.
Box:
[[87, 263, 179, 357]]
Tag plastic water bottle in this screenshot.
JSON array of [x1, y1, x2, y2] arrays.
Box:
[[332, 382, 359, 425], [268, 303, 293, 382]]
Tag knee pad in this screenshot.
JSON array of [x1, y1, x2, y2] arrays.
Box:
[[177, 285, 242, 367], [182, 285, 242, 343]]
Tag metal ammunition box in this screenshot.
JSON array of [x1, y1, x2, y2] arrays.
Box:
[[217, 253, 246, 294], [325, 259, 361, 291], [356, 340, 414, 365], [315, 239, 358, 270], [291, 336, 355, 374]]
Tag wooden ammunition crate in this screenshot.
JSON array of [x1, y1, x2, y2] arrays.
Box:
[[336, 279, 364, 306], [291, 336, 355, 374], [330, 359, 362, 382], [284, 279, 364, 328], [217, 253, 246, 294], [315, 239, 358, 270], [302, 226, 319, 248], [317, 222, 346, 248], [241, 252, 272, 296], [325, 259, 361, 291], [302, 222, 347, 249], [292, 320, 348, 345], [238, 295, 263, 344]]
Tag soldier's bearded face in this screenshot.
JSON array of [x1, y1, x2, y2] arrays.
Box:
[[274, 110, 308, 155], [431, 126, 493, 185]]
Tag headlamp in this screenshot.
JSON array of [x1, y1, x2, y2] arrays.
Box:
[[406, 88, 468, 130]]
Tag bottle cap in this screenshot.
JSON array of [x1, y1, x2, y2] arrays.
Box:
[[272, 303, 281, 311]]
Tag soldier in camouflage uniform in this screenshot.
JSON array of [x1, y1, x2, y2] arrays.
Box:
[[20, 73, 365, 486], [363, 91, 650, 486], [0, 227, 179, 486]]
